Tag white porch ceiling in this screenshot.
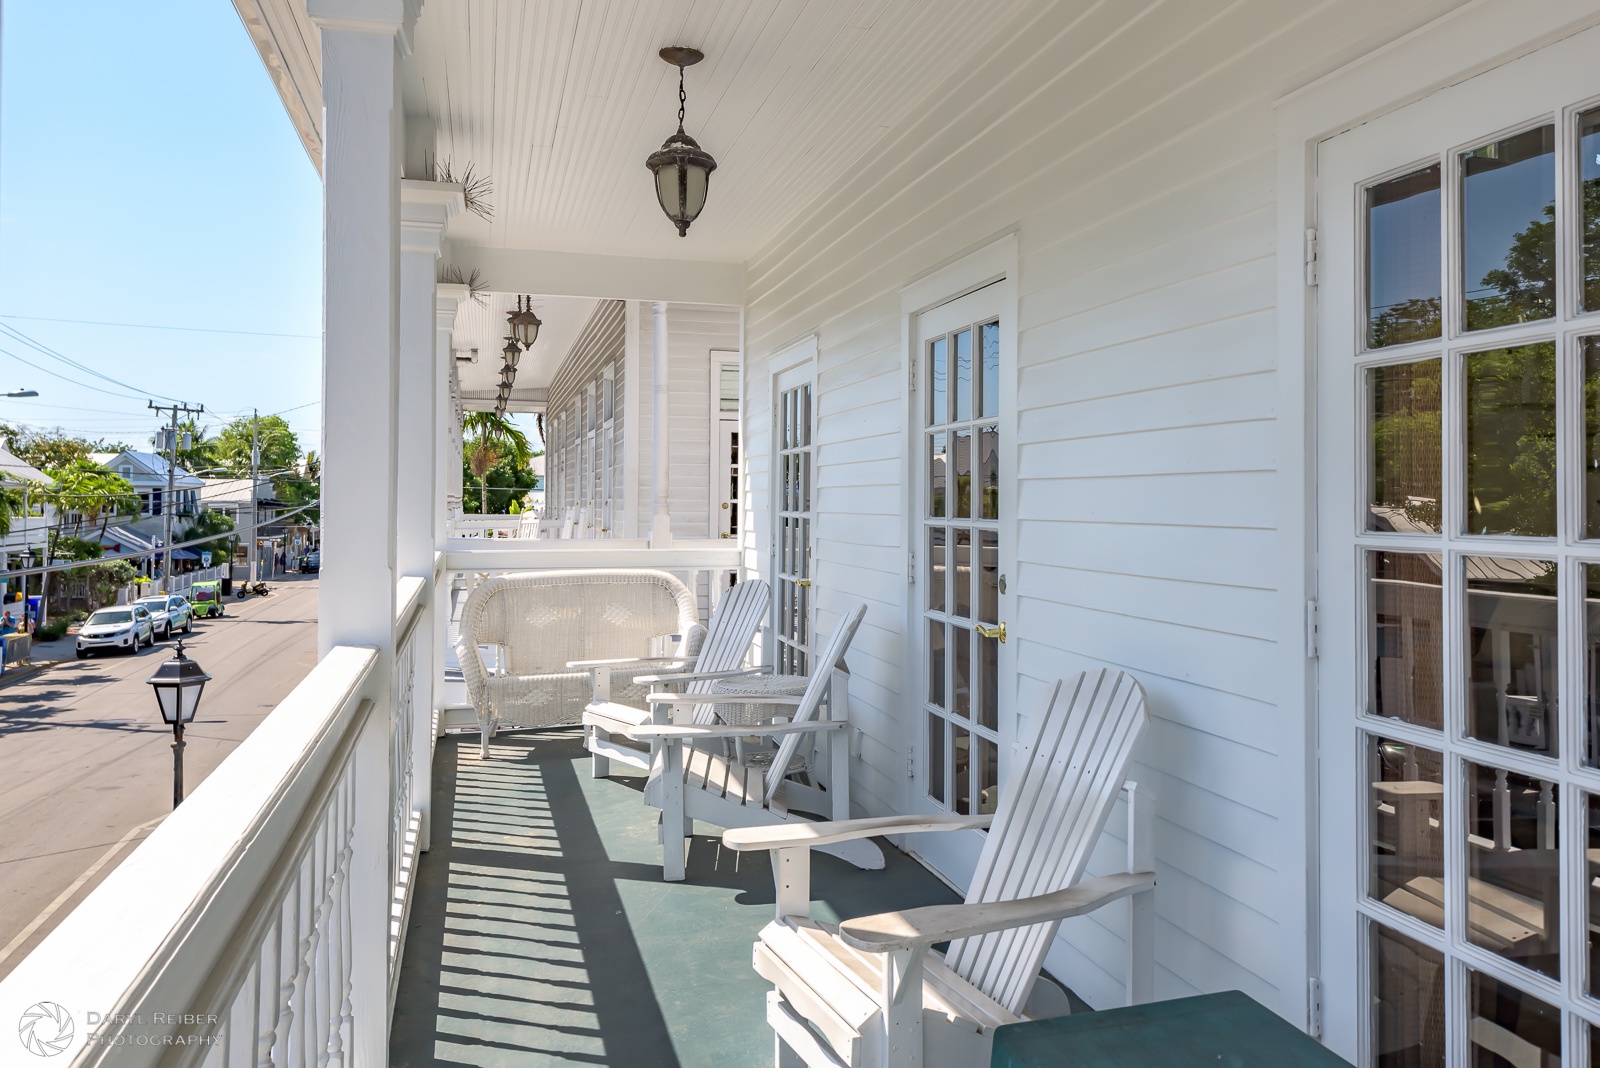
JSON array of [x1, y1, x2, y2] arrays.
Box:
[[402, 0, 1023, 264], [453, 291, 599, 410]]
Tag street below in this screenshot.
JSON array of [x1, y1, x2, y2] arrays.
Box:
[[0, 575, 318, 979]]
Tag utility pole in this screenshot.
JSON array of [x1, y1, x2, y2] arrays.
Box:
[[149, 400, 204, 590], [249, 410, 260, 583]]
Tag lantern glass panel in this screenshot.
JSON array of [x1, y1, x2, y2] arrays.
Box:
[[180, 680, 205, 721], [683, 165, 709, 220], [153, 683, 180, 723], [656, 165, 680, 217]]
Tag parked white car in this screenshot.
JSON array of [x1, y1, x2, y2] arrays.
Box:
[[136, 594, 193, 640], [76, 605, 155, 658]]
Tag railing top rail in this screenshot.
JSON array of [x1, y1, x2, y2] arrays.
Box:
[[0, 645, 379, 1065], [395, 574, 428, 642], [443, 539, 741, 572]]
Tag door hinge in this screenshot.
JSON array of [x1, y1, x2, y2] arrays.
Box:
[[1303, 227, 1319, 287], [1305, 599, 1320, 659], [908, 548, 916, 583], [1307, 976, 1322, 1039], [907, 745, 915, 780], [908, 360, 916, 392]]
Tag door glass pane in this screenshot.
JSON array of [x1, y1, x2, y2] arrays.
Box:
[[927, 620, 945, 708], [926, 712, 946, 808], [1465, 762, 1560, 978], [1465, 343, 1556, 537], [1369, 550, 1444, 730], [954, 328, 973, 421], [929, 433, 947, 517], [953, 429, 972, 518], [979, 321, 999, 418], [929, 336, 948, 426], [975, 736, 998, 815], [1588, 793, 1600, 997], [979, 425, 999, 520], [953, 725, 971, 815], [1462, 125, 1556, 331], [979, 633, 997, 732], [1367, 164, 1442, 348], [1369, 359, 1442, 534], [1371, 923, 1445, 1068], [1369, 739, 1444, 925], [979, 531, 999, 621], [928, 527, 947, 613], [1581, 107, 1600, 312], [953, 530, 971, 618], [952, 627, 971, 719], [1466, 557, 1558, 756], [1588, 564, 1600, 768], [1583, 337, 1600, 538], [1469, 970, 1560, 1066]]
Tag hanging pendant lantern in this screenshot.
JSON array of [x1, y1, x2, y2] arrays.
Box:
[[502, 335, 521, 370], [646, 46, 717, 237], [507, 295, 541, 349]]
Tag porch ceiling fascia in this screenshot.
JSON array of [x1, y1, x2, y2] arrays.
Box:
[[230, 0, 323, 171], [447, 243, 744, 307]]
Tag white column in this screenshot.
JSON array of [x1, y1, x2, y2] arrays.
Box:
[[399, 182, 461, 856], [308, 0, 411, 1060], [649, 300, 672, 546]]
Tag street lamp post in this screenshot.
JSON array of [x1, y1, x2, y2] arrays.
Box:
[[146, 640, 211, 809]]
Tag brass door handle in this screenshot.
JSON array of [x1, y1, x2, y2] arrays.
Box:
[[797, 579, 811, 588], [975, 622, 1007, 643], [722, 502, 729, 509], [719, 533, 731, 539]]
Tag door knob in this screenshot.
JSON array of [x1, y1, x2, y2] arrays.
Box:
[[722, 502, 729, 509], [975, 622, 1007, 643]]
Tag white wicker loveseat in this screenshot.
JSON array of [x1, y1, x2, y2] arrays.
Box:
[[457, 569, 703, 757]]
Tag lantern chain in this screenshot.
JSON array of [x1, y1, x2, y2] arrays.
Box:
[[678, 64, 687, 129]]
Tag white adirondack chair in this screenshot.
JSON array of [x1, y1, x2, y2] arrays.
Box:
[[723, 668, 1155, 1068], [582, 577, 772, 778], [619, 602, 883, 882]]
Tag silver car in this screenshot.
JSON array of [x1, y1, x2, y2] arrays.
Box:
[[76, 606, 155, 658], [136, 595, 193, 640]]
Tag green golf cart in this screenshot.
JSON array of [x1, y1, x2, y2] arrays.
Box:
[[190, 580, 225, 619]]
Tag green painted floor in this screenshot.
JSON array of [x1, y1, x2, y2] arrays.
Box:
[[389, 730, 964, 1068]]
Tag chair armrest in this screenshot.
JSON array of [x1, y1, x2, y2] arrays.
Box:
[[837, 872, 1156, 953], [633, 667, 772, 685], [630, 720, 847, 742], [567, 656, 687, 669], [723, 813, 993, 853], [643, 692, 804, 706]]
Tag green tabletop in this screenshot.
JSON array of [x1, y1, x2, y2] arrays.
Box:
[[991, 991, 1352, 1067]]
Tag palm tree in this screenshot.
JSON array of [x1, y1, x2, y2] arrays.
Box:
[[0, 484, 27, 540], [462, 412, 532, 514]]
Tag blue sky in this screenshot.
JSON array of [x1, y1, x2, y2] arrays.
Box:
[[0, 0, 323, 459]]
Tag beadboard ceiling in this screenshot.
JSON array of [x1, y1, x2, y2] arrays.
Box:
[[235, 0, 1026, 263]]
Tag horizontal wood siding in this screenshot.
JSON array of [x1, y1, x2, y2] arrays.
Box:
[[547, 300, 626, 531], [741, 0, 1464, 1018]]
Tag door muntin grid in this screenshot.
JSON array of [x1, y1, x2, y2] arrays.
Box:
[[775, 379, 813, 674], [1351, 98, 1600, 1065], [922, 318, 1002, 817]]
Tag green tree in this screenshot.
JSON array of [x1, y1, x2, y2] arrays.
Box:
[[462, 452, 540, 514], [0, 426, 129, 472], [462, 412, 533, 514], [180, 510, 237, 567], [153, 418, 217, 474], [213, 415, 302, 483]]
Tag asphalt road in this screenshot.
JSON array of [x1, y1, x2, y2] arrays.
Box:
[[0, 575, 318, 980]]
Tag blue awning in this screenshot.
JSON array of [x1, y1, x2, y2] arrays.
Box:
[[170, 549, 200, 561]]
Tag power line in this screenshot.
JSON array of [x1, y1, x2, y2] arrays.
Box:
[[0, 322, 186, 403], [0, 313, 320, 341]]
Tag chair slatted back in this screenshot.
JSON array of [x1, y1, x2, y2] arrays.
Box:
[[945, 669, 1148, 1013], [682, 579, 771, 725], [762, 603, 868, 803]]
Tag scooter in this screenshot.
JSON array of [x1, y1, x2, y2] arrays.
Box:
[[235, 582, 272, 599]]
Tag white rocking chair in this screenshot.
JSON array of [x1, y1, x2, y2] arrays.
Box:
[[582, 577, 772, 778], [724, 668, 1155, 1068], [617, 602, 882, 882]]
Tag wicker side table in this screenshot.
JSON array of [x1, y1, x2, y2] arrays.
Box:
[[708, 672, 810, 727]]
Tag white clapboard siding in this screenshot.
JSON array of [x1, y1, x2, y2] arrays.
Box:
[[740, 0, 1466, 1018], [546, 300, 627, 529]]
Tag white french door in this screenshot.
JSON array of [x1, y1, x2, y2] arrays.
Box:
[[1315, 25, 1600, 1064], [772, 361, 815, 673], [908, 282, 1016, 887]]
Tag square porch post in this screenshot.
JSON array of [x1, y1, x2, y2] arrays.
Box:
[[309, 0, 413, 1058], [399, 181, 461, 852]]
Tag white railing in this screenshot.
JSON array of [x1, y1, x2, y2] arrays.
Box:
[[0, 644, 392, 1066], [388, 575, 428, 1008]]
